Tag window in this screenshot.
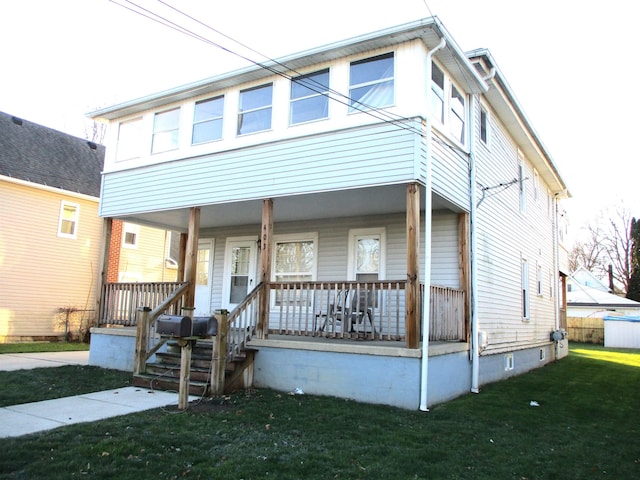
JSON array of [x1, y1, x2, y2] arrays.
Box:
[[518, 157, 526, 213], [122, 222, 139, 249], [237, 83, 273, 135], [152, 108, 180, 153], [290, 69, 329, 125], [430, 63, 445, 122], [533, 169, 539, 202], [430, 61, 467, 144], [349, 53, 394, 112], [116, 118, 143, 161], [480, 107, 490, 145], [549, 269, 554, 298], [522, 258, 530, 320], [192, 96, 224, 144], [273, 234, 317, 306], [348, 228, 386, 281], [58, 202, 79, 239], [537, 263, 543, 296], [450, 85, 465, 143]]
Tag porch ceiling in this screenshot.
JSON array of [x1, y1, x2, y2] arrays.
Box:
[[116, 184, 459, 232]]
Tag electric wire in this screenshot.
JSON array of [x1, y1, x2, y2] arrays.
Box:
[[108, 0, 428, 139]]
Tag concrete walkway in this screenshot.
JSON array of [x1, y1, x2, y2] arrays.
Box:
[[0, 351, 194, 438], [0, 350, 90, 371]]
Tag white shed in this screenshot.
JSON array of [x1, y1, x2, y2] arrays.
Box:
[[604, 316, 640, 349]]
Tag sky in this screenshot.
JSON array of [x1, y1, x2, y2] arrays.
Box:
[[1, 0, 638, 242]]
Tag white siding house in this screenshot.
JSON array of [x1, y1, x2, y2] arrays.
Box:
[[90, 17, 569, 409]]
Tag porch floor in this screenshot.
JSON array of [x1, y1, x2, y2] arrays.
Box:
[[248, 334, 468, 358]]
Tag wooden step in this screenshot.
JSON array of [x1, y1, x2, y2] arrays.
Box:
[[133, 373, 209, 396], [145, 363, 212, 382]]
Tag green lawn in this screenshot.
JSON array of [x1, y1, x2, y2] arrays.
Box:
[[0, 342, 89, 354], [0, 344, 638, 479]]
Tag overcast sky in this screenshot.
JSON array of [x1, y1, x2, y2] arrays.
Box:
[[1, 0, 637, 240]]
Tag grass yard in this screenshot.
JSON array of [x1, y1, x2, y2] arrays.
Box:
[[0, 344, 638, 479]]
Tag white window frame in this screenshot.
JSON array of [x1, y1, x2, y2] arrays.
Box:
[[192, 95, 224, 145], [347, 228, 386, 281], [152, 108, 181, 154], [537, 262, 543, 296], [533, 169, 540, 202], [271, 233, 318, 282], [518, 155, 527, 214], [349, 52, 395, 112], [522, 257, 530, 320], [122, 222, 140, 249], [237, 83, 273, 136], [290, 69, 330, 125], [480, 106, 491, 147], [115, 117, 143, 161], [57, 201, 79, 239], [430, 60, 468, 146]]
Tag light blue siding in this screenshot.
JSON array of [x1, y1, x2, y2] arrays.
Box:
[[101, 122, 420, 217]]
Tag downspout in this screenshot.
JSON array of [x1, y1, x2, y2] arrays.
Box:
[[470, 67, 495, 393], [469, 95, 480, 394], [552, 194, 561, 357], [420, 36, 446, 412]]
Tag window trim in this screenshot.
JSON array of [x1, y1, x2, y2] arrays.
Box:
[[348, 52, 395, 113], [522, 257, 530, 320], [347, 228, 386, 281], [122, 222, 140, 249], [152, 108, 181, 154], [518, 155, 527, 214], [237, 83, 273, 136], [271, 232, 319, 282], [430, 60, 468, 146], [57, 201, 79, 239], [192, 95, 224, 145], [289, 69, 330, 126], [115, 117, 143, 162], [480, 106, 491, 147]]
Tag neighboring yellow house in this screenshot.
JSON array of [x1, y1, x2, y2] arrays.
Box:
[[0, 111, 105, 342], [112, 221, 179, 283]]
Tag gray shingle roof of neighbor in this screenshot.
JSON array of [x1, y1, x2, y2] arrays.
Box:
[[0, 111, 104, 198]]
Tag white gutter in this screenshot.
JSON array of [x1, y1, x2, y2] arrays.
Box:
[[552, 194, 561, 356], [469, 95, 480, 394], [420, 36, 447, 412]]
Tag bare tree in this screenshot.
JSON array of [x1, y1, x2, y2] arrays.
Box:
[[570, 204, 635, 293], [84, 118, 107, 144]]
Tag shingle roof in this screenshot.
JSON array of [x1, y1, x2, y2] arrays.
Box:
[[0, 111, 104, 197]]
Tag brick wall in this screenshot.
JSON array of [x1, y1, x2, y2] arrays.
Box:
[[107, 219, 123, 282]]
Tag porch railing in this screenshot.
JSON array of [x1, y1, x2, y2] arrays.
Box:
[[99, 282, 187, 326], [101, 280, 466, 343]]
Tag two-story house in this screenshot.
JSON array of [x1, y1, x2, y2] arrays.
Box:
[[89, 17, 569, 409], [0, 111, 105, 342]]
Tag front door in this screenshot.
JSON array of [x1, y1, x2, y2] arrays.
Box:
[[194, 239, 214, 316], [222, 237, 258, 310]]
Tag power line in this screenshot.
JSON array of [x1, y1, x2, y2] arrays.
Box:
[[108, 0, 429, 138]]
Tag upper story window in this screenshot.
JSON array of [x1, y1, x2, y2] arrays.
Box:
[[152, 108, 180, 154], [430, 61, 467, 144], [290, 69, 330, 125], [349, 53, 394, 112], [238, 83, 273, 135], [192, 96, 224, 145], [480, 107, 490, 145], [518, 157, 527, 213], [450, 85, 465, 143], [58, 201, 79, 239], [430, 63, 445, 122], [116, 118, 143, 161]]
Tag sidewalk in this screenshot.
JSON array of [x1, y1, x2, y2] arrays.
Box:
[[0, 387, 191, 438], [0, 350, 90, 371], [0, 351, 193, 439]]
